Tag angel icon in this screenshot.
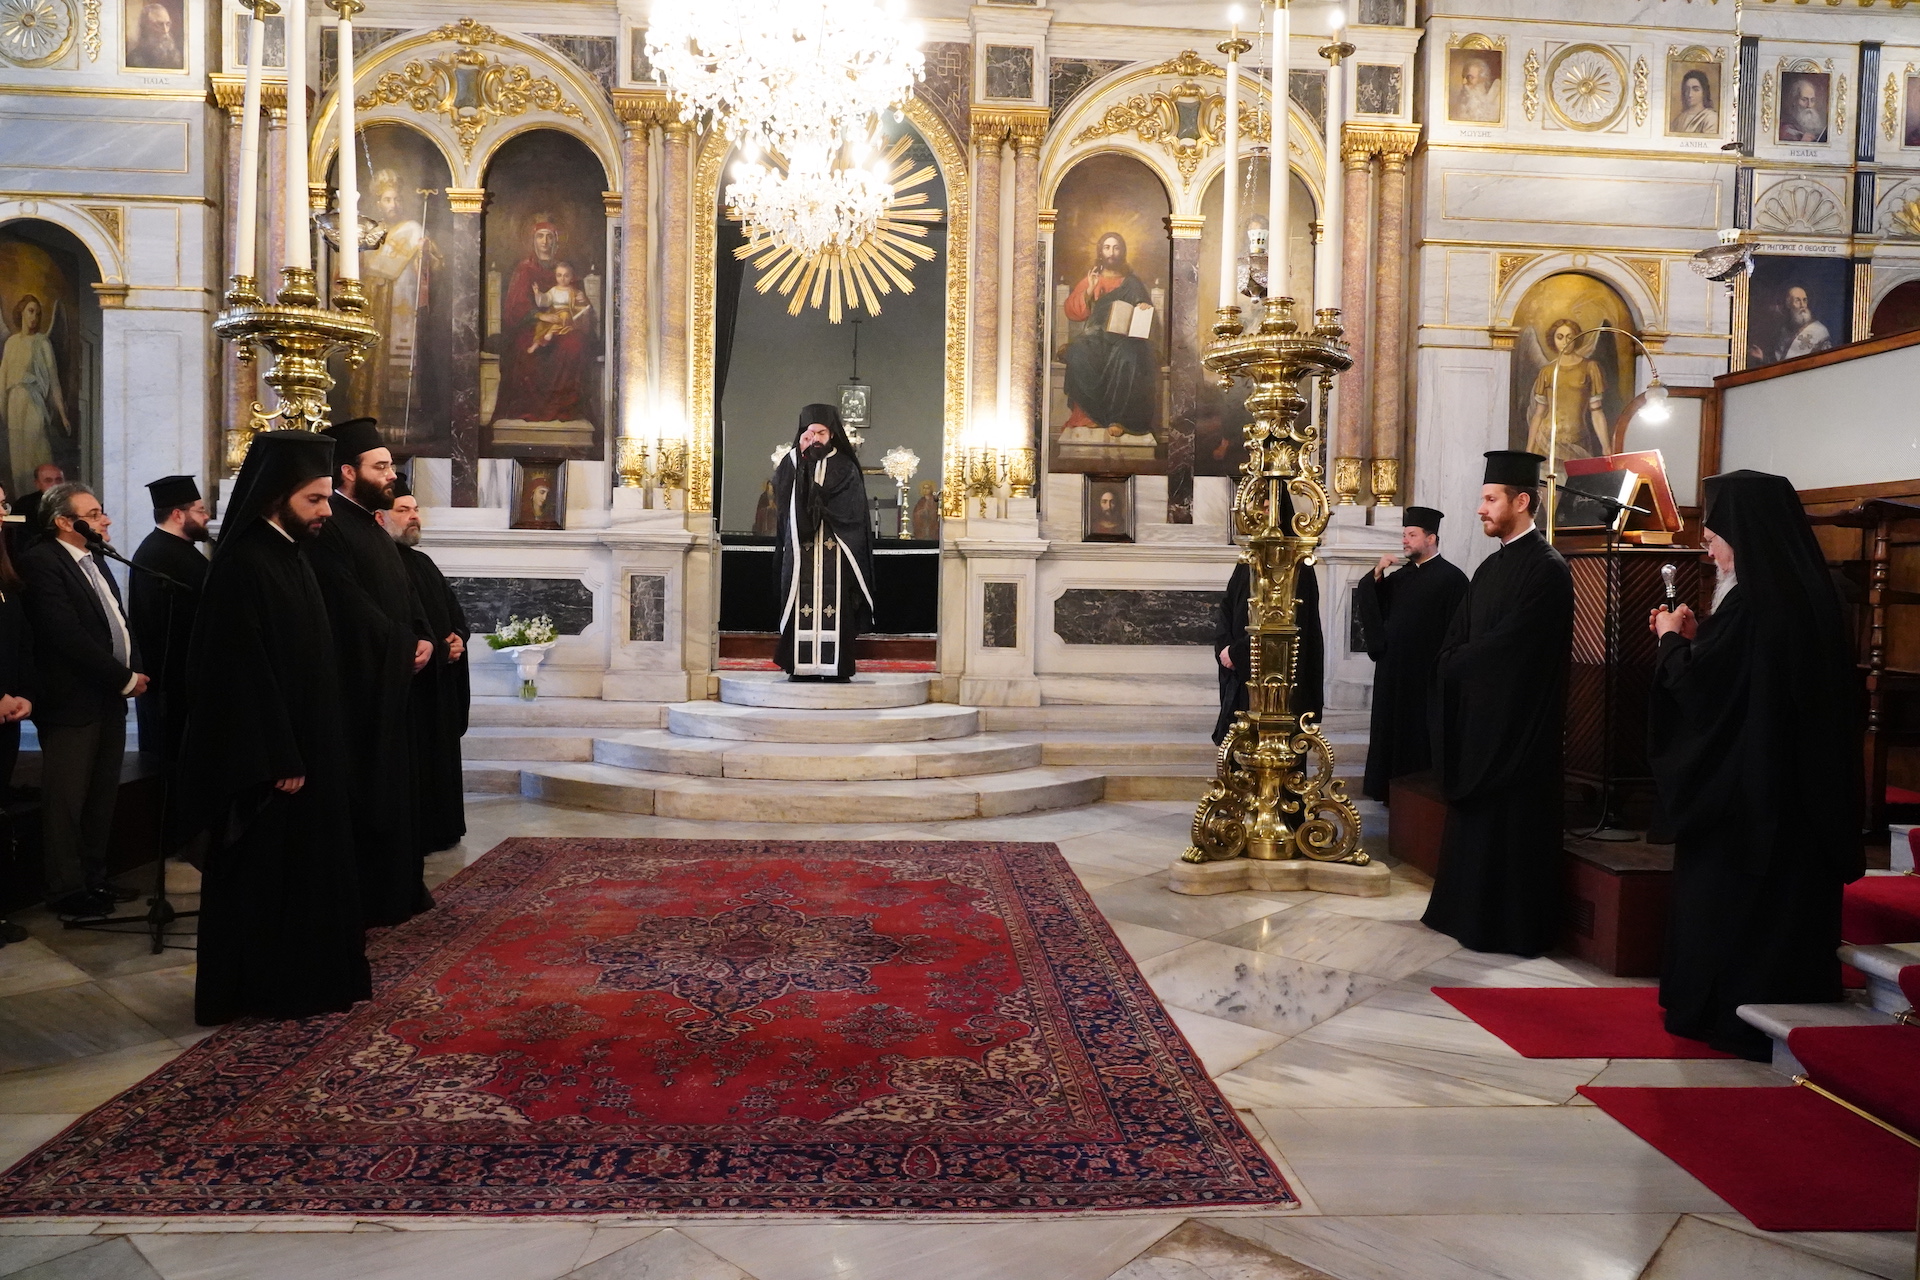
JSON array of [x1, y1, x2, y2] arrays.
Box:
[[1, 293, 70, 495]]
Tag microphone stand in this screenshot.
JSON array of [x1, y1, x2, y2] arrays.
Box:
[[62, 530, 199, 954], [1553, 483, 1640, 843]]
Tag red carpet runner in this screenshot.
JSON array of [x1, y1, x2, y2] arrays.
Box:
[[0, 839, 1289, 1218], [1581, 1086, 1920, 1232], [1434, 985, 1733, 1059]]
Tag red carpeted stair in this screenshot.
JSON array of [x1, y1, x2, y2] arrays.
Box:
[[1840, 872, 1920, 989], [1904, 963, 1920, 1008], [1433, 985, 1733, 1059], [1788, 1023, 1920, 1141], [1580, 1085, 1920, 1232]]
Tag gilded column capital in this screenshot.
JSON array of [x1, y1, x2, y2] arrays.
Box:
[[613, 87, 676, 129], [601, 190, 622, 217], [1037, 208, 1057, 234], [972, 105, 1048, 148], [661, 117, 696, 144], [210, 73, 288, 119], [1166, 215, 1205, 240], [445, 186, 487, 214], [1343, 122, 1420, 163]]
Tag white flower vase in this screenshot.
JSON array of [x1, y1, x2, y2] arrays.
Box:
[[498, 642, 556, 700]]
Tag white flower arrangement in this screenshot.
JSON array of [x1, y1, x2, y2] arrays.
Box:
[[486, 614, 558, 650], [881, 446, 920, 484]]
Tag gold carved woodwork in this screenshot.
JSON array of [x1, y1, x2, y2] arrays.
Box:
[[1619, 256, 1664, 312], [1446, 33, 1505, 51], [600, 190, 621, 217], [210, 72, 288, 117], [1166, 214, 1205, 239], [1370, 458, 1399, 507], [445, 186, 486, 213], [89, 282, 128, 308], [81, 0, 96, 59], [78, 204, 122, 256], [1149, 49, 1224, 79], [1886, 72, 1900, 143], [1071, 79, 1237, 188], [1343, 122, 1420, 160], [1494, 252, 1539, 298], [356, 18, 586, 161], [1332, 455, 1363, 505], [1836, 75, 1849, 141], [1632, 57, 1649, 128], [1668, 45, 1723, 65], [1760, 68, 1775, 133], [1887, 190, 1920, 239], [1522, 49, 1540, 122]]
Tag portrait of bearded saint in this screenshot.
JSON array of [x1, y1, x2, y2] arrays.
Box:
[[491, 215, 595, 427], [1778, 75, 1828, 144], [1754, 284, 1833, 367], [1058, 231, 1157, 442], [349, 170, 439, 428]]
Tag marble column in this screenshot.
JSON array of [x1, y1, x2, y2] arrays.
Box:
[[1369, 143, 1411, 507], [970, 115, 1005, 434], [660, 120, 694, 502], [219, 99, 250, 472], [264, 109, 287, 286], [1166, 220, 1204, 523], [614, 95, 662, 486], [444, 188, 485, 506], [1333, 134, 1372, 505], [1008, 120, 1043, 462]]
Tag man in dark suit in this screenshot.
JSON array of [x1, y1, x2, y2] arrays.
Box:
[[128, 475, 209, 770], [8, 463, 64, 560], [20, 482, 148, 919]]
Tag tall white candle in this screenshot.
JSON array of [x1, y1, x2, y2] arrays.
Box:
[[233, 0, 268, 283], [333, 0, 359, 280], [1217, 10, 1243, 311], [1316, 13, 1345, 315], [1267, 0, 1289, 303], [284, 0, 310, 272]]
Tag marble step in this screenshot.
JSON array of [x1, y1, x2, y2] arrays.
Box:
[[1737, 1000, 1896, 1077], [668, 701, 980, 743], [592, 730, 1042, 781], [514, 762, 1106, 822], [981, 706, 1217, 733], [462, 729, 594, 762], [469, 697, 666, 729], [718, 671, 931, 710], [1838, 942, 1920, 1015]]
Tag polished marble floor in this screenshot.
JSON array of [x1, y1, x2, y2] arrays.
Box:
[[0, 795, 1912, 1280]]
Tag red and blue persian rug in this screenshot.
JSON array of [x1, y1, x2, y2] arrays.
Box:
[[0, 839, 1290, 1218]]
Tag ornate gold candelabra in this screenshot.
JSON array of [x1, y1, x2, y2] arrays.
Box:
[[965, 446, 1001, 516], [214, 268, 379, 463], [615, 435, 691, 494], [1184, 297, 1368, 867]]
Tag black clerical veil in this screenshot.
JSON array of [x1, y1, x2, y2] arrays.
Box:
[[1651, 469, 1862, 879], [215, 431, 334, 555]]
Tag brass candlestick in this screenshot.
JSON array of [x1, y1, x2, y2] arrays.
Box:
[[1184, 297, 1367, 867], [214, 267, 379, 464]]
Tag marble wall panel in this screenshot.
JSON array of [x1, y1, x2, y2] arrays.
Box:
[[531, 34, 618, 95], [1438, 167, 1724, 233], [982, 580, 1018, 648], [0, 113, 189, 176], [919, 42, 973, 144], [1052, 588, 1217, 645], [1050, 58, 1130, 124], [451, 576, 595, 635], [318, 25, 404, 85], [985, 45, 1036, 100], [629, 573, 666, 642]]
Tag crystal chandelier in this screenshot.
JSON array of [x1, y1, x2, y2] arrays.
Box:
[[645, 0, 923, 160], [729, 154, 892, 259]]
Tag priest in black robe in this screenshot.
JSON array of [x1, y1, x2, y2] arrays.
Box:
[[310, 417, 432, 925], [379, 477, 471, 856], [1423, 451, 1574, 957], [1353, 506, 1468, 800], [774, 404, 875, 681], [1649, 469, 1862, 1059], [128, 476, 208, 782], [1212, 547, 1324, 747], [178, 432, 369, 1024]]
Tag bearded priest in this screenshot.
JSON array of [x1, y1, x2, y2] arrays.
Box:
[[1422, 451, 1575, 957], [774, 403, 875, 682], [179, 431, 370, 1025], [311, 417, 433, 925]]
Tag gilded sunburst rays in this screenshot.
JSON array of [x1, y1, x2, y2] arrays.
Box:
[[1557, 54, 1618, 123], [732, 133, 943, 323]]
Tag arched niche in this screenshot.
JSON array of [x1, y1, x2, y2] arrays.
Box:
[[690, 95, 969, 515], [480, 130, 612, 461], [309, 19, 622, 195], [714, 116, 951, 536], [1045, 151, 1173, 478], [1872, 276, 1920, 338], [1505, 270, 1639, 463], [1041, 53, 1327, 222], [0, 218, 103, 495], [324, 121, 455, 453]]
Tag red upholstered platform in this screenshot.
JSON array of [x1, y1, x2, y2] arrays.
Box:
[[1788, 1024, 1920, 1141], [1580, 1085, 1920, 1232], [1433, 986, 1732, 1059]]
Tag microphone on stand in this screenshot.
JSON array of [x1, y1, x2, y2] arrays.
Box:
[[72, 519, 133, 569], [1659, 562, 1679, 613]]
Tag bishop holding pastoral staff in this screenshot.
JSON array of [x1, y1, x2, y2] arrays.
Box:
[[1422, 452, 1575, 958], [774, 404, 876, 682], [1353, 506, 1468, 801], [1647, 470, 1862, 1059], [178, 431, 370, 1025]]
